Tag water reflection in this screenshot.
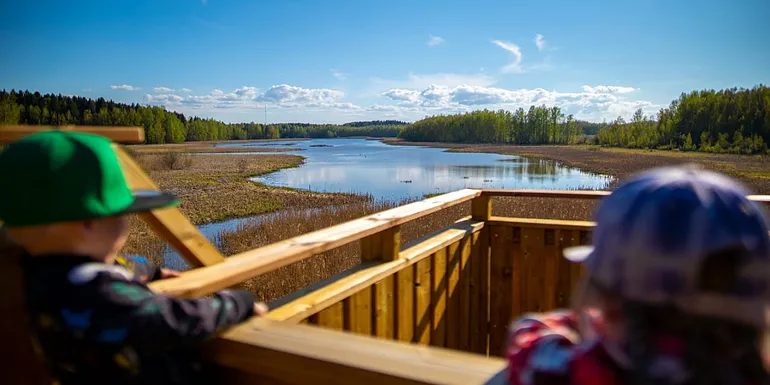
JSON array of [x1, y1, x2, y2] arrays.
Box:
[[217, 139, 613, 200]]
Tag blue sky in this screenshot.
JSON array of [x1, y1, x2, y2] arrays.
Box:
[[1, 0, 768, 124]]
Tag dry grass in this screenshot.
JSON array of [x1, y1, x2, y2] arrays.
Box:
[[123, 139, 767, 304], [120, 150, 369, 263], [217, 194, 598, 303]]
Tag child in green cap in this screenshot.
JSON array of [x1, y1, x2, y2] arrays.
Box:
[[0, 130, 267, 385]]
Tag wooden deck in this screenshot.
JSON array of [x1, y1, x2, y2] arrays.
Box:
[[3, 125, 770, 385]]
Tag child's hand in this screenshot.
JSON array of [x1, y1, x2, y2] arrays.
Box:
[[160, 268, 182, 279], [254, 302, 269, 316]]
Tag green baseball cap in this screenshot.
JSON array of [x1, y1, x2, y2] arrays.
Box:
[[0, 130, 179, 228]]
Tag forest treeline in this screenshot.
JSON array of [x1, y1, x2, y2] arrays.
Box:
[[398, 106, 586, 144], [399, 85, 770, 155], [0, 90, 405, 144], [596, 85, 769, 154]]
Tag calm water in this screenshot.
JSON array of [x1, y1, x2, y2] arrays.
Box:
[[216, 139, 613, 200], [162, 139, 613, 269]]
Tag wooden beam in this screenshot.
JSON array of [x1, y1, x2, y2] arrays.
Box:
[[481, 189, 770, 205], [486, 217, 595, 231], [206, 318, 508, 385], [0, 125, 145, 144], [480, 189, 610, 199], [113, 145, 226, 268], [148, 189, 482, 297], [267, 219, 484, 323]]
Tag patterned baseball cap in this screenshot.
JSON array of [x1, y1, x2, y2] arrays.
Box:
[[564, 166, 770, 328]]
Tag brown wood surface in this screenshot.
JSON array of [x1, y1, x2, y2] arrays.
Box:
[[0, 124, 145, 144], [149, 189, 481, 298], [207, 318, 508, 385], [114, 145, 226, 268]]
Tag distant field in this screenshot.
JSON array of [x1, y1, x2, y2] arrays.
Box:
[[124, 140, 769, 302]]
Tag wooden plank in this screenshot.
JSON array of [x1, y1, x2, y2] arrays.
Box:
[[114, 145, 226, 268], [346, 288, 372, 336], [396, 266, 415, 342], [373, 276, 395, 339], [458, 235, 472, 352], [488, 225, 513, 357], [446, 241, 461, 350], [430, 248, 448, 348], [382, 226, 402, 261], [481, 188, 770, 205], [477, 227, 491, 355], [542, 229, 559, 311], [471, 196, 491, 220], [468, 231, 481, 354], [486, 216, 595, 231], [207, 319, 509, 385], [266, 219, 483, 323], [149, 189, 482, 297], [316, 302, 344, 330], [414, 258, 432, 345], [522, 228, 545, 313], [555, 230, 576, 309], [480, 189, 609, 199], [0, 125, 145, 144], [400, 219, 485, 263]]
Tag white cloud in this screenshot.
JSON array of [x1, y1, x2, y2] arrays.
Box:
[[492, 40, 523, 73], [145, 94, 183, 103], [534, 34, 546, 51], [331, 69, 347, 80], [256, 84, 345, 105], [179, 88, 192, 93], [379, 84, 658, 121], [153, 86, 175, 93], [582, 85, 637, 94], [111, 84, 140, 91], [427, 35, 445, 47]]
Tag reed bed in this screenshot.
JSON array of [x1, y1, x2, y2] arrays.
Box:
[[121, 151, 369, 261], [216, 194, 598, 303]]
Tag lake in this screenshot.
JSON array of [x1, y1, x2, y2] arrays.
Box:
[[161, 139, 613, 270], [216, 138, 613, 201]]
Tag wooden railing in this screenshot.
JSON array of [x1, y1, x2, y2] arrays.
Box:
[[6, 126, 770, 385]]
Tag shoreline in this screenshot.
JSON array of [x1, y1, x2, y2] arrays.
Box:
[[380, 139, 770, 194]]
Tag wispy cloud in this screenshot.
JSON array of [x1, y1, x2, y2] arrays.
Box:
[[153, 86, 193, 93], [427, 35, 445, 47], [534, 34, 546, 51], [378, 83, 656, 121], [331, 69, 347, 80], [110, 84, 140, 91], [492, 40, 523, 73], [582, 85, 638, 94]]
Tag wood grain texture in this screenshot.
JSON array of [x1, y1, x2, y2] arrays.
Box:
[[0, 125, 145, 144], [149, 189, 481, 298], [207, 318, 508, 385], [115, 145, 226, 268]]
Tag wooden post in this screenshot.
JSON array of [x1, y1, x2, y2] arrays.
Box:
[[113, 145, 226, 268]]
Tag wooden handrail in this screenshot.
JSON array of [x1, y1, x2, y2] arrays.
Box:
[[207, 318, 508, 385], [267, 218, 484, 322], [0, 125, 145, 144], [480, 188, 770, 204], [148, 189, 482, 297]]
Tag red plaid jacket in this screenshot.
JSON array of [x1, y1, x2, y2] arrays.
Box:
[[506, 310, 626, 385]]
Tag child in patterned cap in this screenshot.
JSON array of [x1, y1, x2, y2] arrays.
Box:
[[506, 166, 770, 385], [0, 131, 268, 385]]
